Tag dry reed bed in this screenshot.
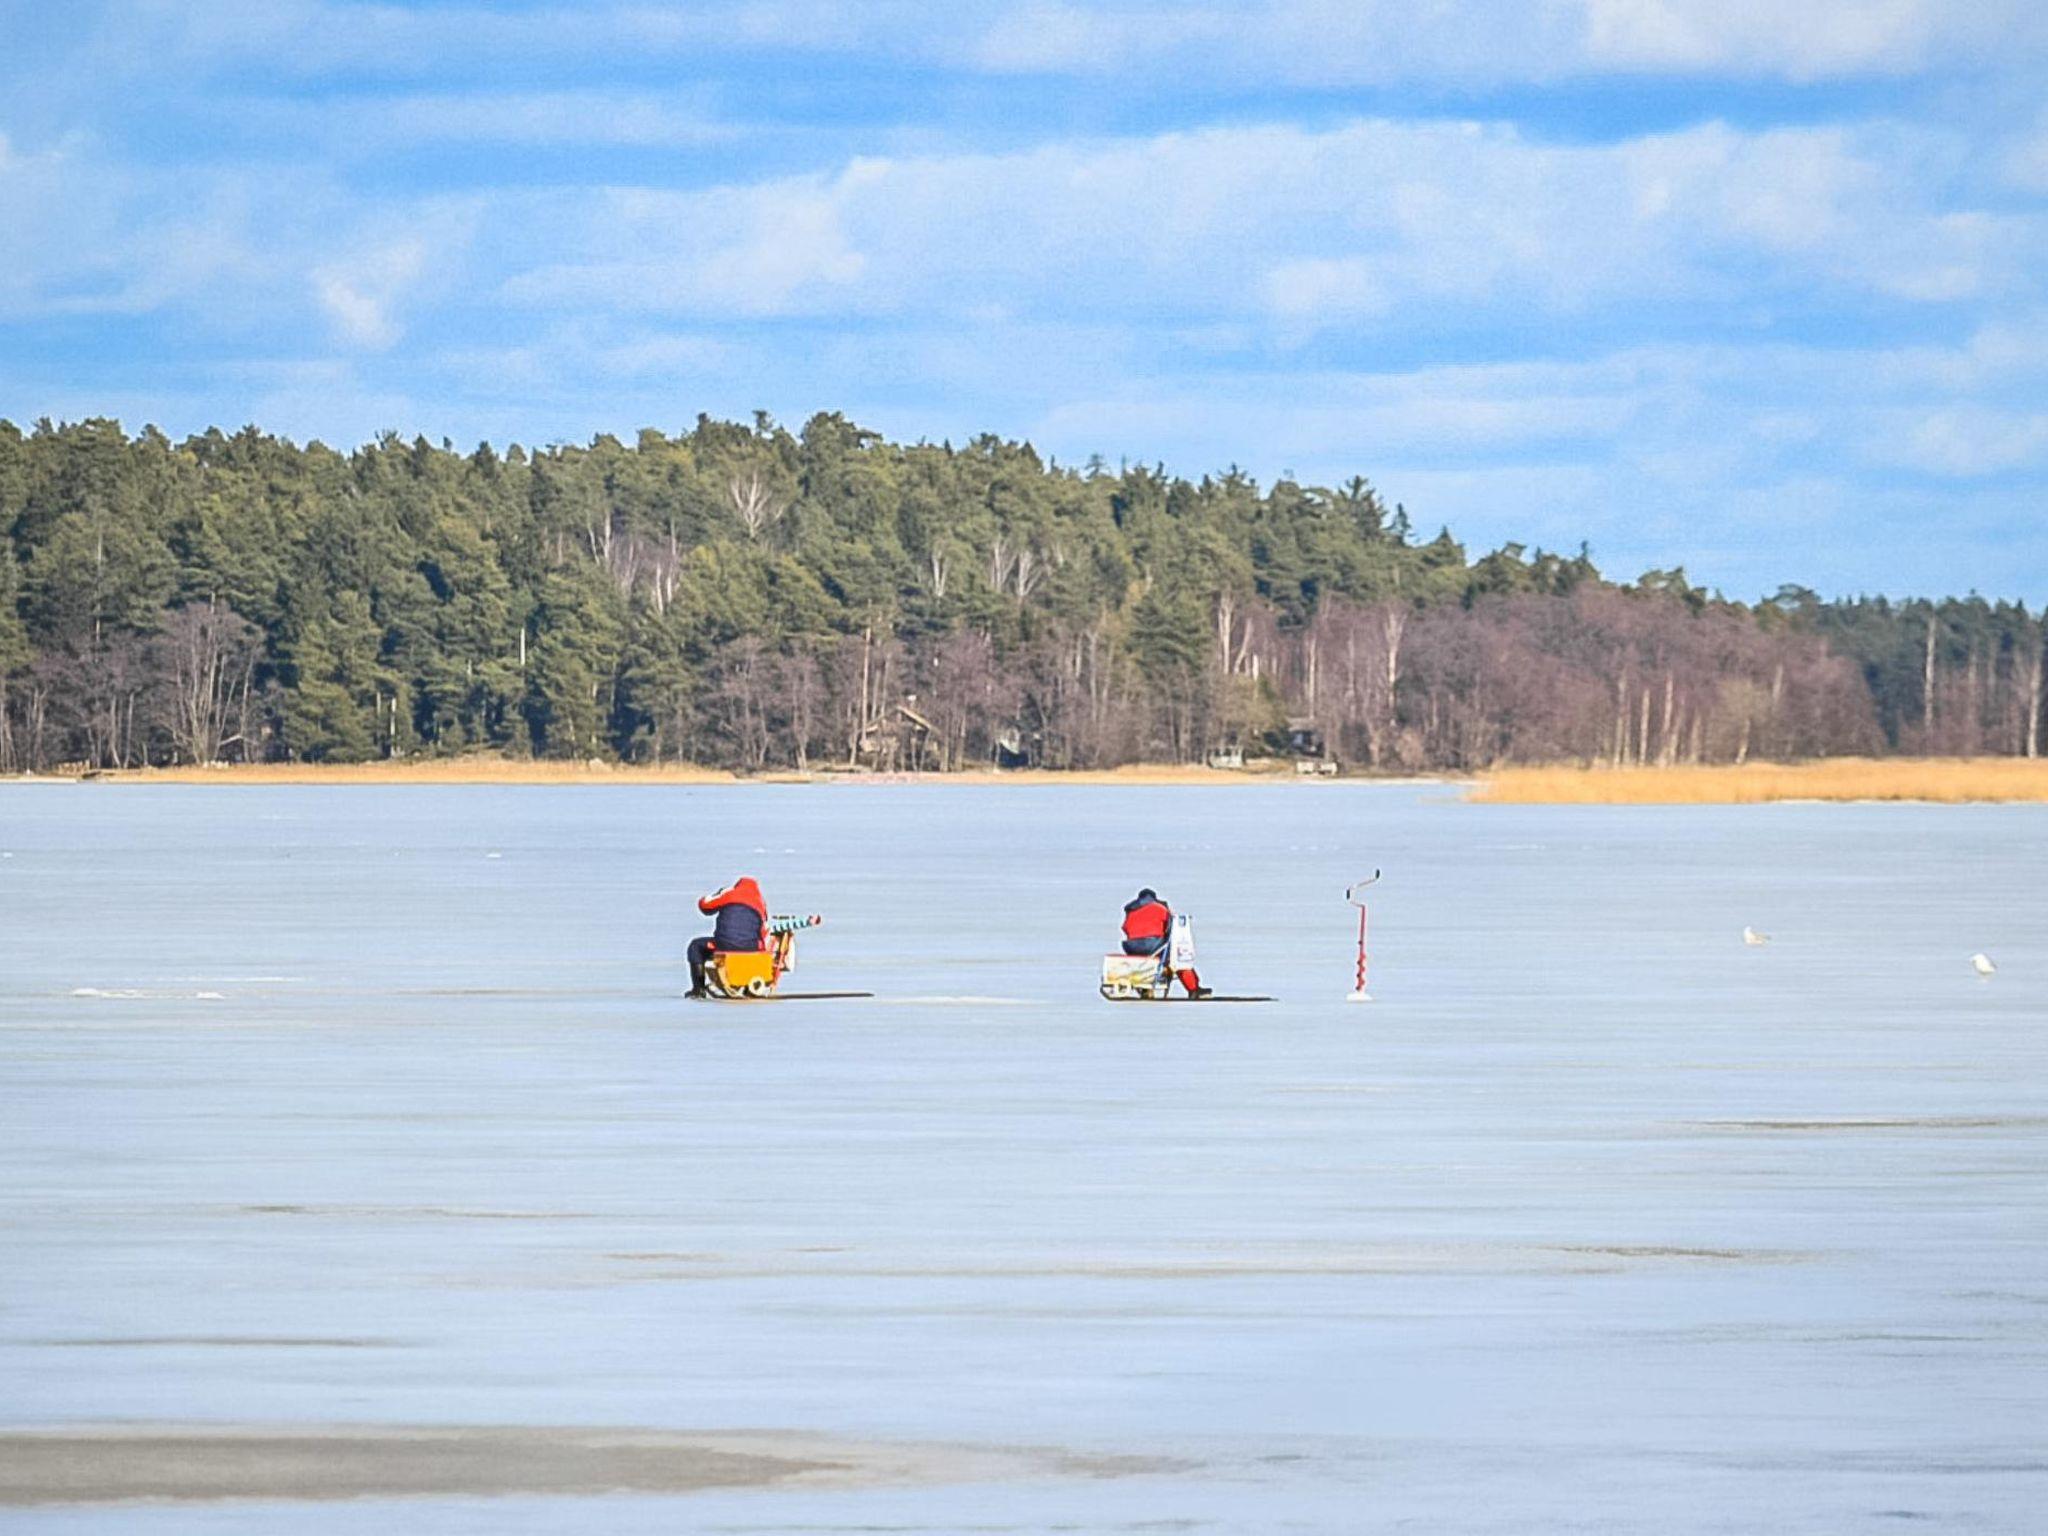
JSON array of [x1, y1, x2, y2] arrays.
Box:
[[1471, 758, 2048, 804]]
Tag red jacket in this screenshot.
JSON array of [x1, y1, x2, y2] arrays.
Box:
[[1122, 897, 1171, 943], [699, 878, 768, 951]]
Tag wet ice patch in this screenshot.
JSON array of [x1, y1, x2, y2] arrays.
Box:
[[36, 1336, 408, 1350], [69, 988, 229, 1002], [1691, 1116, 2048, 1133], [0, 1425, 1154, 1505], [235, 1203, 608, 1222], [574, 1242, 1815, 1283]]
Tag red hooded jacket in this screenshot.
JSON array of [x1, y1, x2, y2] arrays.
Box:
[[698, 878, 768, 951]]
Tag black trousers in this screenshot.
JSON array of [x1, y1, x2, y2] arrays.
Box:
[[687, 936, 716, 991]]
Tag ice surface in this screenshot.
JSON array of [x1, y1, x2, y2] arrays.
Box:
[[2, 783, 2044, 1532]]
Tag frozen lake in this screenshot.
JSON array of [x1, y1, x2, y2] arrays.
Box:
[[2, 782, 2044, 1532]]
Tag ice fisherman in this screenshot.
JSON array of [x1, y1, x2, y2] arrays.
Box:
[[688, 876, 768, 997], [1121, 887, 1209, 998]]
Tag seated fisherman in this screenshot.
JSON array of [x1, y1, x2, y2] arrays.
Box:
[[689, 876, 768, 997], [1121, 887, 1209, 998]]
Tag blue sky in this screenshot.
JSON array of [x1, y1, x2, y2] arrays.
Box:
[[3, 1, 2045, 600]]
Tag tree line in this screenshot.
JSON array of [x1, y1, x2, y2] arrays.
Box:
[[1, 414, 2041, 773]]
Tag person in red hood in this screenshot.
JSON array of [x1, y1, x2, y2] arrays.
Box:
[[1121, 887, 1209, 998], [688, 877, 768, 997]]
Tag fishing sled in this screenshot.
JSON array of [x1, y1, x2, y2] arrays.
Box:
[[1099, 915, 1272, 1003], [699, 916, 872, 1002]]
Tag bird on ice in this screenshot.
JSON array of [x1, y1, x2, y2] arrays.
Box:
[[1743, 927, 1770, 947], [1971, 953, 1997, 978]]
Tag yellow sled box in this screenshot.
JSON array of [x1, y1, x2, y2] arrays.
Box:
[[710, 950, 777, 994], [1100, 952, 1167, 999]]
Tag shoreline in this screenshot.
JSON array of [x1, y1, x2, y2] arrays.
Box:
[[7, 756, 2047, 801], [5, 760, 1424, 788]]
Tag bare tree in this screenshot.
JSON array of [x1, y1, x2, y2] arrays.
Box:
[[987, 535, 1017, 595], [779, 648, 826, 769], [710, 637, 773, 767], [156, 603, 260, 764], [1376, 604, 1406, 763], [48, 636, 152, 769], [1013, 545, 1047, 602], [1922, 611, 1938, 742], [921, 628, 1007, 770], [2015, 614, 2031, 757], [728, 469, 787, 541]]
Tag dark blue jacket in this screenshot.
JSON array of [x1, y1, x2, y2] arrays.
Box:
[[713, 904, 764, 951]]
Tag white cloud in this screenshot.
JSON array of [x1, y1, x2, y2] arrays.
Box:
[[1493, 0, 2027, 80], [503, 175, 867, 317], [0, 131, 273, 320], [308, 201, 480, 350], [596, 332, 731, 376], [313, 240, 428, 350], [1264, 258, 1388, 322], [485, 117, 2034, 331], [964, 0, 2045, 83], [1878, 407, 2048, 477], [1006, 334, 2048, 519], [0, 120, 485, 346], [1584, 0, 1930, 76], [694, 187, 867, 313], [5, 110, 2035, 416], [970, 3, 1229, 74]]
